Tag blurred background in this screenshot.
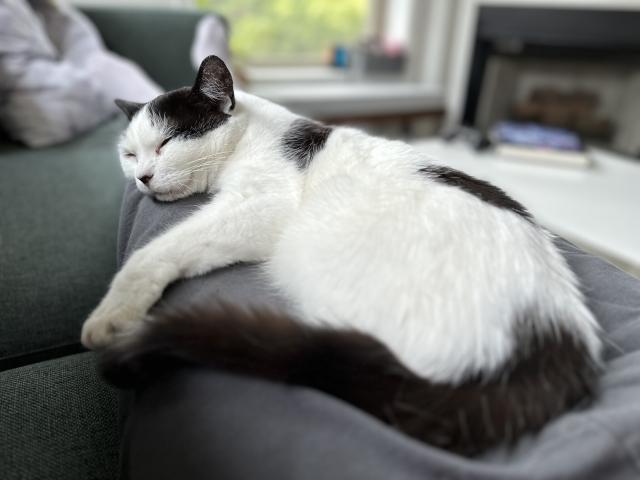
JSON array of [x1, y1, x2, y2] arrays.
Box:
[[64, 0, 640, 147], [1, 0, 639, 275]]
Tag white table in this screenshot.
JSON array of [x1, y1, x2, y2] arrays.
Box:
[[413, 139, 640, 275]]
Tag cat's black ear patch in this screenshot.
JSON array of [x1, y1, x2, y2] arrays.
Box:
[[192, 55, 235, 112], [114, 99, 144, 121]]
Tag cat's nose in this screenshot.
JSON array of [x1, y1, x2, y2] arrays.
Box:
[[138, 174, 153, 185]]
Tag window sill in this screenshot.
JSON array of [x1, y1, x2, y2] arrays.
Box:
[[248, 80, 445, 121], [244, 65, 352, 83]]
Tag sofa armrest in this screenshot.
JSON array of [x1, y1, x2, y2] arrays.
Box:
[[81, 7, 208, 91]]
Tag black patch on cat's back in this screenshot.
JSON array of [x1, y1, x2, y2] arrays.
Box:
[[420, 165, 533, 221], [148, 87, 230, 139], [282, 119, 332, 169]]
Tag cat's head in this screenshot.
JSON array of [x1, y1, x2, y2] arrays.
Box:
[[115, 55, 238, 201]]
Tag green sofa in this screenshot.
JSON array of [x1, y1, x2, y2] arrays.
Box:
[[0, 8, 207, 479]]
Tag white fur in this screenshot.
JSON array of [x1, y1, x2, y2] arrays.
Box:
[[82, 91, 601, 383]]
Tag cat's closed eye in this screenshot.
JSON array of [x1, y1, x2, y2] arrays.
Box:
[[124, 152, 136, 160], [156, 137, 173, 154]]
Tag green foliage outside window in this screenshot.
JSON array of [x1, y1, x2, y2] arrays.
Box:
[[195, 0, 368, 65]]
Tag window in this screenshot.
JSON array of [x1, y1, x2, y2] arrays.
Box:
[[195, 0, 369, 65]]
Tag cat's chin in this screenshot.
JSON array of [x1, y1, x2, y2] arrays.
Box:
[[153, 191, 190, 202], [142, 186, 191, 202]]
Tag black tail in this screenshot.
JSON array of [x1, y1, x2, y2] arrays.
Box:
[[99, 304, 599, 456]]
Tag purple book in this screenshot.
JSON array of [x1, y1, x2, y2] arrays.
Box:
[[491, 122, 583, 151]]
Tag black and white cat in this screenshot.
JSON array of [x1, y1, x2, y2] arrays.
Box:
[[82, 56, 602, 455]]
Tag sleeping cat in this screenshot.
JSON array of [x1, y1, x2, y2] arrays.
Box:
[[82, 55, 602, 455]]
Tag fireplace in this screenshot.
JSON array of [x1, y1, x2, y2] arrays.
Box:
[[462, 6, 640, 157]]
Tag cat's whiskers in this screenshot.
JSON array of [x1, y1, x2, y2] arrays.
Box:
[[182, 153, 232, 166], [176, 163, 223, 178], [183, 159, 226, 172], [177, 152, 233, 176], [159, 144, 237, 194], [178, 154, 234, 173], [182, 149, 234, 165], [162, 155, 228, 186]]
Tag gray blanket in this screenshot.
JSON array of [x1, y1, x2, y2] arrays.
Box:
[[119, 181, 640, 479]]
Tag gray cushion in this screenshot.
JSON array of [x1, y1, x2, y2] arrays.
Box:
[[119, 181, 640, 479], [0, 352, 119, 480]]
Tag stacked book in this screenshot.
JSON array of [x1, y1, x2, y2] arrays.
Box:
[[490, 122, 591, 168]]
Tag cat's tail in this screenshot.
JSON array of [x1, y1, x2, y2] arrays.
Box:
[[99, 304, 599, 456]]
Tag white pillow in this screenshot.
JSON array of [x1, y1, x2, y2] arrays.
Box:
[[0, 0, 162, 148]]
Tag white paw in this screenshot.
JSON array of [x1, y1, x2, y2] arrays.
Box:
[[81, 297, 146, 349]]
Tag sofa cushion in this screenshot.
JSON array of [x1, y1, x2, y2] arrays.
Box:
[[0, 119, 125, 367], [0, 352, 120, 480], [82, 7, 207, 91]]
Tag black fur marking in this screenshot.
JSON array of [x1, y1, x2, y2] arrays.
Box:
[[147, 87, 230, 139], [115, 99, 144, 121], [132, 55, 236, 139], [420, 165, 533, 221], [99, 304, 599, 456], [193, 55, 235, 111], [282, 119, 332, 169]]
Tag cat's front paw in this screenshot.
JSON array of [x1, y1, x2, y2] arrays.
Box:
[[81, 298, 146, 349]]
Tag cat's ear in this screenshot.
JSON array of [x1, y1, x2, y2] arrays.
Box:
[[114, 99, 144, 121], [192, 55, 235, 113]]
